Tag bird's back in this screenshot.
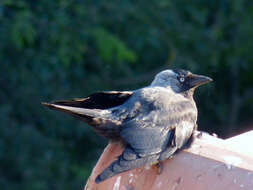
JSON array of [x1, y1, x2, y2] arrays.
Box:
[[111, 87, 197, 127]]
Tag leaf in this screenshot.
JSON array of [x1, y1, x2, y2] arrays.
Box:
[[93, 28, 137, 64]]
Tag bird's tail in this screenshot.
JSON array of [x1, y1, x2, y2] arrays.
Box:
[[42, 101, 121, 139], [95, 146, 159, 183]]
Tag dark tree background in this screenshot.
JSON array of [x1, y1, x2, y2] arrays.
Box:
[[1, 0, 253, 189]]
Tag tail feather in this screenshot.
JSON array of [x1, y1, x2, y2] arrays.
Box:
[[95, 146, 159, 183]]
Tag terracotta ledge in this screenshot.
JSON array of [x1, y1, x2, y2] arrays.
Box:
[[85, 131, 253, 190]]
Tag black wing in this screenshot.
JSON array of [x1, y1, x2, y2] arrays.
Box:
[[42, 91, 133, 139], [118, 87, 196, 156], [42, 90, 133, 123], [95, 88, 197, 183], [120, 111, 175, 157], [46, 91, 133, 109], [96, 107, 193, 183]]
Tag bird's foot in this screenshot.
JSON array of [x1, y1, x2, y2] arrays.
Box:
[[152, 162, 163, 174]]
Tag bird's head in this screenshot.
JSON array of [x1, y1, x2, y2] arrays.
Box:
[[151, 69, 212, 96]]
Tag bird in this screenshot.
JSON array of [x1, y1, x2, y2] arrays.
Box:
[[42, 69, 212, 183]]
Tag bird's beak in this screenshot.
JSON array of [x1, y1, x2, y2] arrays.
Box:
[[188, 74, 213, 88]]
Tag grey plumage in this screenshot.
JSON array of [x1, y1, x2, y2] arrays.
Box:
[[42, 69, 212, 183]]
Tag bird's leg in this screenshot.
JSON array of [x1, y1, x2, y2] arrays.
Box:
[[151, 146, 178, 175], [152, 162, 163, 174], [158, 146, 178, 162]]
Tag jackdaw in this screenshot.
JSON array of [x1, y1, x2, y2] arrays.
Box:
[[42, 69, 212, 183]]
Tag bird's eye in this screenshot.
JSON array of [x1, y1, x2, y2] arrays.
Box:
[[179, 77, 185, 83]]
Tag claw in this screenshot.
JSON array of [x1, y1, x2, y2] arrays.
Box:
[[153, 162, 163, 174]]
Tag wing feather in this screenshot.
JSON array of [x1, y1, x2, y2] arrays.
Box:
[[117, 88, 197, 157], [48, 91, 132, 109]]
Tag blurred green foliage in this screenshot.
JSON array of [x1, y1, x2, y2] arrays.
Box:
[[0, 0, 253, 189]]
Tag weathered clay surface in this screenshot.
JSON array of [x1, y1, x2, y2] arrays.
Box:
[[85, 131, 253, 190]]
